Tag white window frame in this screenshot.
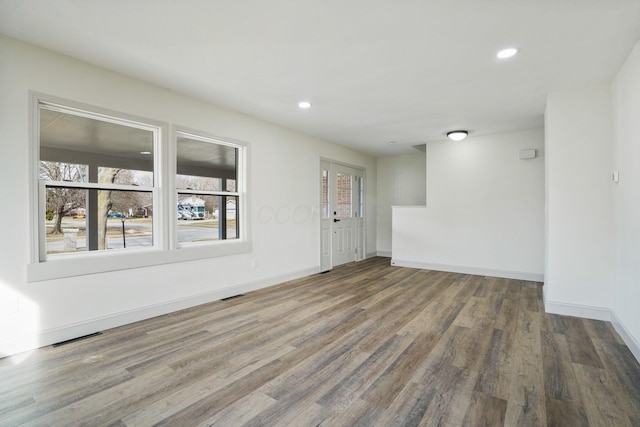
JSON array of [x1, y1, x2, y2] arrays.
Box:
[[27, 93, 251, 282], [36, 100, 162, 261], [172, 128, 248, 249]]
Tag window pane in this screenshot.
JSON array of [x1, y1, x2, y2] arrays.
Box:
[[322, 169, 329, 219], [177, 194, 238, 243], [356, 176, 364, 218], [44, 188, 153, 254], [40, 107, 154, 183], [177, 135, 237, 190], [176, 175, 222, 191], [336, 172, 352, 218], [106, 168, 153, 187], [39, 161, 88, 183]]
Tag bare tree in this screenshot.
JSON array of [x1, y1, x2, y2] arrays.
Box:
[[111, 170, 137, 215], [39, 162, 86, 234], [108, 170, 154, 217], [97, 168, 120, 249]]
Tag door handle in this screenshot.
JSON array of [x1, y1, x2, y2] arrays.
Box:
[[333, 218, 341, 222]]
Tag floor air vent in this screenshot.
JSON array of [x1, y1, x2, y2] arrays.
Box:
[[221, 294, 244, 301], [52, 332, 102, 347]]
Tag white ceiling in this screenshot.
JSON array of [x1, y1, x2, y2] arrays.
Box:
[[2, 0, 640, 157]]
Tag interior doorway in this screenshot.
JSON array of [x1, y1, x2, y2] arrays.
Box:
[[320, 160, 365, 272]]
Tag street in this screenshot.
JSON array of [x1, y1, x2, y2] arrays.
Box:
[[45, 218, 237, 252]]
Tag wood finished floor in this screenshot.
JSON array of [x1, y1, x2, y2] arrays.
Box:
[[1, 257, 639, 426]]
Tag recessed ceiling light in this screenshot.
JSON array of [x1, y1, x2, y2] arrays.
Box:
[[140, 151, 151, 155], [446, 130, 468, 141], [298, 101, 312, 109], [497, 48, 518, 59]]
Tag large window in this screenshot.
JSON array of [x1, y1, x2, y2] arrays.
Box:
[[176, 132, 242, 245], [30, 95, 248, 280], [38, 102, 157, 257]]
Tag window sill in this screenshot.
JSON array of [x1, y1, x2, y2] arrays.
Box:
[[27, 240, 252, 282]]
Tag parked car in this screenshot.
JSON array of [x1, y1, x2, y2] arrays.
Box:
[[108, 212, 124, 218]]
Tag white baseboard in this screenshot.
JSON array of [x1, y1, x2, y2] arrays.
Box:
[[610, 312, 640, 363], [390, 259, 544, 282], [376, 251, 392, 258], [544, 300, 612, 321], [2, 267, 318, 358]]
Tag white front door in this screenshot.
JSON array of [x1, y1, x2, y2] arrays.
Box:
[[320, 161, 365, 272]]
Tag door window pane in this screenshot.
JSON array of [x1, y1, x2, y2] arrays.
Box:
[[355, 176, 364, 218], [336, 172, 352, 218], [322, 169, 330, 220]]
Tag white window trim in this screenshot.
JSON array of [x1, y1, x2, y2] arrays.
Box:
[[27, 92, 251, 282], [173, 126, 249, 250]]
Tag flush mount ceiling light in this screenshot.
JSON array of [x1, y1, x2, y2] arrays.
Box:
[[298, 101, 312, 109], [140, 151, 151, 155], [497, 47, 518, 59], [446, 130, 468, 141]]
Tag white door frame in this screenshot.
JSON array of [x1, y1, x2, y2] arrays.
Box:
[[320, 159, 366, 272]]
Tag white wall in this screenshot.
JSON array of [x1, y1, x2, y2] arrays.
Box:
[[376, 152, 426, 256], [544, 84, 616, 318], [392, 129, 545, 280], [0, 35, 377, 357], [612, 40, 640, 357]]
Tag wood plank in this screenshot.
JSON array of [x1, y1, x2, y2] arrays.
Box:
[[542, 330, 581, 402], [503, 305, 546, 425], [474, 328, 510, 398], [504, 383, 546, 427], [562, 316, 605, 369], [360, 331, 441, 409], [418, 388, 473, 427], [583, 318, 626, 344], [202, 391, 277, 427], [451, 318, 496, 372], [520, 283, 541, 313], [494, 297, 519, 333], [315, 398, 382, 427], [372, 381, 437, 427], [546, 396, 590, 427], [573, 363, 634, 426], [317, 334, 413, 409], [591, 338, 640, 419], [461, 391, 507, 426]]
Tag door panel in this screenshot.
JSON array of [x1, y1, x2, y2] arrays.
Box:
[[320, 161, 365, 271], [332, 164, 360, 266]]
